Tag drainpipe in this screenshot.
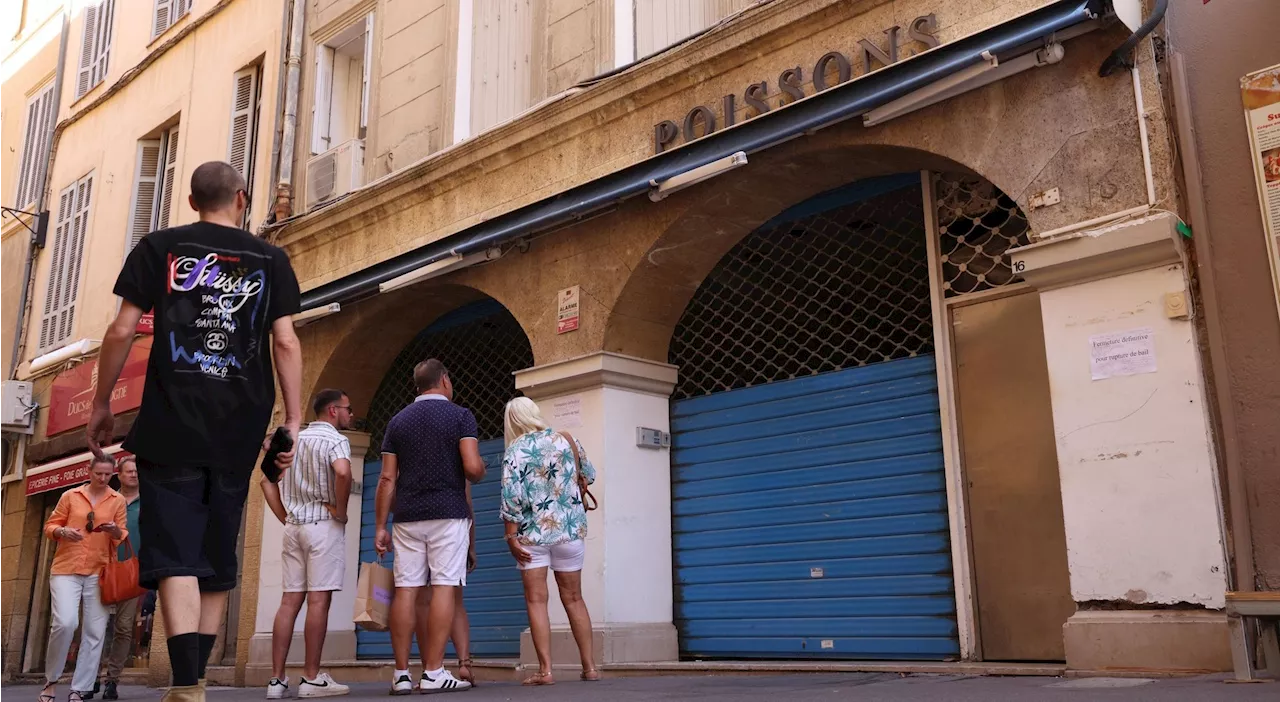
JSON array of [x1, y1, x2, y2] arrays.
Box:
[[272, 0, 307, 224], [8, 11, 70, 380], [3, 8, 68, 481], [257, 0, 295, 235], [1098, 0, 1168, 77]]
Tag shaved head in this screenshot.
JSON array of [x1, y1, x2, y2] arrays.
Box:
[[190, 161, 246, 211]]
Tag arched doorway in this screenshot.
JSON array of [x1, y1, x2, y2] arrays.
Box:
[[665, 170, 1072, 661], [668, 173, 957, 660], [355, 299, 533, 659]]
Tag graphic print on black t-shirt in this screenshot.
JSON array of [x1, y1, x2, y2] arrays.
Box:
[[167, 245, 272, 380], [115, 222, 301, 470]]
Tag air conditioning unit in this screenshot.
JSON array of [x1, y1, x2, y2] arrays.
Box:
[[305, 138, 365, 210], [2, 381, 36, 434]]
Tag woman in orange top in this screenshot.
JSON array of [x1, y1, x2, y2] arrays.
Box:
[[39, 456, 127, 702]]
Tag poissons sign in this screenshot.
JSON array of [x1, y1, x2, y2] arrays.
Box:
[[652, 14, 941, 153]]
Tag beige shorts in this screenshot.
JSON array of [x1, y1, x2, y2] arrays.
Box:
[[392, 519, 471, 588], [281, 520, 346, 592]]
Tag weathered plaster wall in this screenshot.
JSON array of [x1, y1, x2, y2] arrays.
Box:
[[1038, 262, 1227, 607], [279, 0, 1110, 295], [373, 0, 449, 176], [1168, 0, 1280, 591], [289, 25, 1180, 405]]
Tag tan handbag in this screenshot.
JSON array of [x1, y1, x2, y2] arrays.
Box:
[[559, 431, 598, 511]]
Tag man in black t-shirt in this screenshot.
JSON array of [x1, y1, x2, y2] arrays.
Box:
[[87, 161, 303, 702]]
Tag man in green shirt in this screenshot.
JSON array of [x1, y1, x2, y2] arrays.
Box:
[[100, 457, 143, 701]]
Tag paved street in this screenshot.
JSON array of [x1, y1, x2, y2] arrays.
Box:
[[11, 675, 1277, 701]]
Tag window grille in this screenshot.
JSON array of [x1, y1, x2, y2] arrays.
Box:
[[364, 300, 533, 460], [669, 180, 933, 400], [934, 173, 1032, 298]]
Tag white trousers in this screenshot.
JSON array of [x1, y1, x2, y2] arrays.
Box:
[[45, 574, 110, 692]]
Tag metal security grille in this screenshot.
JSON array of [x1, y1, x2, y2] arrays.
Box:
[[365, 300, 533, 459], [935, 173, 1032, 298], [669, 176, 933, 400]]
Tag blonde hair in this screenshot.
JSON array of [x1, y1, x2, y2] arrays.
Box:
[[504, 397, 549, 446]]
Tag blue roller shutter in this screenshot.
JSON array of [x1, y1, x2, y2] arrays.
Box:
[[357, 438, 525, 658], [671, 355, 958, 659]]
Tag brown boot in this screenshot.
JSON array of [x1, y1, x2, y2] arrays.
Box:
[[160, 684, 204, 702]]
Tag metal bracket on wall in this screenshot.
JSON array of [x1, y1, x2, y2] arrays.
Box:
[[1, 207, 49, 247]]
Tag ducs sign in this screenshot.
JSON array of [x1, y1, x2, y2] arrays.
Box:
[[46, 337, 152, 436], [653, 14, 940, 153]]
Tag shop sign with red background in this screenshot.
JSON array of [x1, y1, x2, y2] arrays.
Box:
[[46, 337, 152, 436], [138, 312, 155, 335], [25, 448, 133, 496]]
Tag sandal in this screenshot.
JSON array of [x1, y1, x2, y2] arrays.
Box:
[[69, 692, 84, 702], [38, 690, 55, 702], [456, 658, 476, 686], [522, 671, 555, 686], [580, 668, 601, 682]]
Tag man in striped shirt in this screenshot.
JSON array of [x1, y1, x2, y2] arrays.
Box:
[[262, 389, 354, 699]]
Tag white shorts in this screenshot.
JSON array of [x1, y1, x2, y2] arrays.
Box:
[[281, 520, 346, 592], [518, 539, 586, 572], [392, 519, 470, 587]]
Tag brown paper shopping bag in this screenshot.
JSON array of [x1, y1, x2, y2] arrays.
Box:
[[352, 559, 394, 631]]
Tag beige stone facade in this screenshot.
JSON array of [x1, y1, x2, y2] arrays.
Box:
[[5, 0, 1274, 685], [255, 0, 1235, 678]]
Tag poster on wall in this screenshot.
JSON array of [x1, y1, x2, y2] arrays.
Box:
[[1241, 63, 1280, 324]]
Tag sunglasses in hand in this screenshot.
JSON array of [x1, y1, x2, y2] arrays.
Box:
[[84, 511, 112, 533]]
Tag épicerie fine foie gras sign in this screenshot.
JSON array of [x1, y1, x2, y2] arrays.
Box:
[[652, 14, 941, 153]]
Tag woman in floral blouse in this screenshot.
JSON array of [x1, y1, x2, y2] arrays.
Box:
[[500, 397, 599, 685]]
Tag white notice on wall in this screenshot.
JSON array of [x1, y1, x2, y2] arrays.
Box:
[[1089, 327, 1157, 380], [550, 396, 583, 429]]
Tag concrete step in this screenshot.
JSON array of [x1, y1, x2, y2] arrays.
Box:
[[244, 658, 1065, 687]]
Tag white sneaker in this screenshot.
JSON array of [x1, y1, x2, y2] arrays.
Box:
[[390, 673, 414, 696], [297, 673, 349, 698], [265, 677, 289, 699], [419, 670, 472, 693]]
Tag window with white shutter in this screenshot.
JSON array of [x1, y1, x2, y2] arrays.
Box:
[[39, 173, 94, 354], [228, 66, 262, 228], [157, 126, 180, 230], [14, 82, 57, 209], [76, 0, 115, 99], [126, 140, 161, 253], [124, 124, 180, 256], [311, 15, 372, 155], [152, 0, 193, 41]]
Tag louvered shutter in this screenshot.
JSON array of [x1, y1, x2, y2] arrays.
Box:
[[15, 98, 42, 208], [91, 0, 114, 88], [76, 4, 99, 98], [227, 68, 258, 178], [312, 45, 334, 154], [38, 175, 93, 352], [127, 140, 162, 252], [28, 87, 58, 207], [360, 14, 373, 131], [153, 0, 172, 38], [40, 186, 75, 351], [157, 127, 180, 230], [61, 177, 93, 342], [176, 0, 192, 21]]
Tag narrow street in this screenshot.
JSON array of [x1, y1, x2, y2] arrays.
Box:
[[13, 675, 1278, 702]]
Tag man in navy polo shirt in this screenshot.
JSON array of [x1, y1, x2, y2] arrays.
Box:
[[374, 359, 485, 694]]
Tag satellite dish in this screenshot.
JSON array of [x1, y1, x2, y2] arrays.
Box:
[[1112, 0, 1143, 32]]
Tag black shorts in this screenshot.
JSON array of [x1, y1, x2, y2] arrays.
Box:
[[136, 460, 252, 592]]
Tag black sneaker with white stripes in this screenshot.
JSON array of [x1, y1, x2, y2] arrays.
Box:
[[419, 670, 472, 693]]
